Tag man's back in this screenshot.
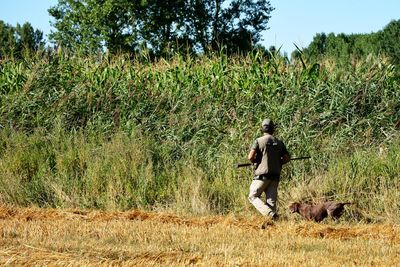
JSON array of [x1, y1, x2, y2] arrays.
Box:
[[253, 134, 287, 176]]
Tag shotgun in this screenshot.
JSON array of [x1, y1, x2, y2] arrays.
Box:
[[236, 156, 311, 168]]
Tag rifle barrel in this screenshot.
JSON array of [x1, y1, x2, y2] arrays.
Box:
[[291, 156, 311, 161], [236, 156, 310, 168]]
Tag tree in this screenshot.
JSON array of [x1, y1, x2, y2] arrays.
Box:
[[377, 19, 400, 64], [302, 20, 400, 65], [0, 20, 44, 58], [185, 0, 274, 54], [0, 21, 16, 57], [302, 33, 327, 62], [16, 23, 45, 52], [48, 0, 274, 55]]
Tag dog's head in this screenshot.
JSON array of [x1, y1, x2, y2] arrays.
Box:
[[289, 202, 301, 213]]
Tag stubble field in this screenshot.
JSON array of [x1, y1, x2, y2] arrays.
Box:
[[0, 206, 399, 266]]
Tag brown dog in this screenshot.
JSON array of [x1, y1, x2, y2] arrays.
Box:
[[289, 201, 352, 222]]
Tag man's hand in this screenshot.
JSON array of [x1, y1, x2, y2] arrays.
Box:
[[281, 154, 291, 165], [247, 149, 257, 163]]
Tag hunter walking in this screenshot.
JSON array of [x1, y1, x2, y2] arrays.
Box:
[[247, 119, 290, 228]]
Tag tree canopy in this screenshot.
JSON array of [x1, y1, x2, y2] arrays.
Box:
[[0, 20, 44, 58], [300, 19, 400, 65], [48, 0, 274, 55]]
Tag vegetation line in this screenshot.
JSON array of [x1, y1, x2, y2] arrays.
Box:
[[0, 50, 399, 221]]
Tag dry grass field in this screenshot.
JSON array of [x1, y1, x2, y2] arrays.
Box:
[[0, 205, 399, 266]]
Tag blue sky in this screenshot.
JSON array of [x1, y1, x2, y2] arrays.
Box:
[[0, 0, 399, 54]]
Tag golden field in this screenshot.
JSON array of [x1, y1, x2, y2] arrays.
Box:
[[0, 206, 399, 266]]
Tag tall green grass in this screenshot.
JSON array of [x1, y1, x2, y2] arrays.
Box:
[[0, 51, 399, 220]]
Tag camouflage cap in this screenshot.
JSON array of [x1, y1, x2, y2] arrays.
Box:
[[261, 118, 275, 133]]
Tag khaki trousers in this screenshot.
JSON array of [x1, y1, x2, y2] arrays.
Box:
[[248, 178, 279, 217]]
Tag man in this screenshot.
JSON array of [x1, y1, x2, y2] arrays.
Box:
[[247, 118, 290, 227]]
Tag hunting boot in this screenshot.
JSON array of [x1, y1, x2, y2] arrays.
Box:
[[261, 214, 278, 229], [261, 218, 274, 229]]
